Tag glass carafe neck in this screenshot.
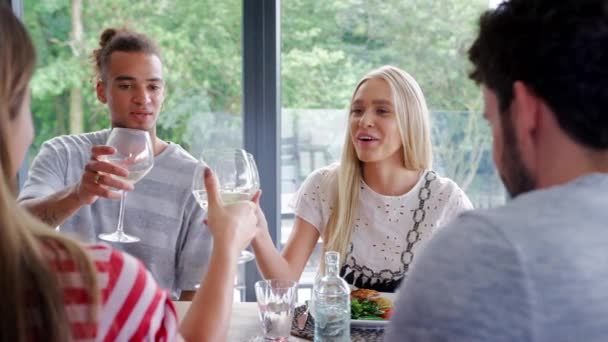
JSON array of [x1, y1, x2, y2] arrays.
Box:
[[324, 251, 340, 277]]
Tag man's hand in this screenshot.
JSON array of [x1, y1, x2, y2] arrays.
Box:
[[204, 167, 258, 256], [74, 145, 134, 205], [19, 145, 135, 227]]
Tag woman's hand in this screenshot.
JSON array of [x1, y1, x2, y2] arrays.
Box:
[[181, 167, 257, 342], [204, 167, 258, 255], [251, 190, 270, 240]]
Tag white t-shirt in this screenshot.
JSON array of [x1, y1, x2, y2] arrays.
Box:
[[293, 164, 473, 292]]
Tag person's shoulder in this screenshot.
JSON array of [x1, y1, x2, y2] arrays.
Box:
[[291, 163, 338, 199], [85, 243, 113, 259], [425, 170, 464, 193], [446, 208, 502, 232], [86, 243, 127, 266], [85, 243, 145, 274], [304, 163, 339, 184], [86, 243, 165, 294], [42, 129, 110, 150], [437, 194, 547, 250], [417, 208, 515, 266], [424, 170, 473, 208], [516, 173, 608, 208], [295, 163, 340, 196], [438, 176, 608, 246], [463, 175, 608, 234], [160, 143, 199, 166]]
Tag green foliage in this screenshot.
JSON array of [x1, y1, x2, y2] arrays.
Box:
[[25, 0, 241, 157]]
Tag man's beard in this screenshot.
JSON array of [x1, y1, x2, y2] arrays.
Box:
[[499, 113, 536, 198]]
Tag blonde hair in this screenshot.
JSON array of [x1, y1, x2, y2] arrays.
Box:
[[0, 7, 99, 341], [321, 65, 432, 271]]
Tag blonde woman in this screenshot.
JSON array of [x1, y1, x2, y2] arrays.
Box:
[[0, 7, 256, 341], [252, 65, 472, 292]]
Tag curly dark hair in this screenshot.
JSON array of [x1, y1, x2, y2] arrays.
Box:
[[92, 27, 162, 82], [468, 0, 608, 149]]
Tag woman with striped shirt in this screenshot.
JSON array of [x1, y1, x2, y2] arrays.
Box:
[[0, 7, 257, 341]]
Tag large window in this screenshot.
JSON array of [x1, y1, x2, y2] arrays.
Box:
[[280, 0, 506, 298], [24, 0, 243, 159], [24, 0, 245, 299]]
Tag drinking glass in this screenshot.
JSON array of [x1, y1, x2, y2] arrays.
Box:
[[98, 128, 154, 243], [255, 279, 298, 341], [192, 148, 259, 263]]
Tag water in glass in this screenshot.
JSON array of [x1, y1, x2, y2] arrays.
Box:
[[312, 251, 351, 341], [255, 279, 298, 341]]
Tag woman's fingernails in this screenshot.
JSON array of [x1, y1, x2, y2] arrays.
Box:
[[204, 167, 211, 178]]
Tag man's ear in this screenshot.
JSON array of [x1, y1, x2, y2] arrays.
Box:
[[96, 81, 107, 103], [511, 81, 542, 167]]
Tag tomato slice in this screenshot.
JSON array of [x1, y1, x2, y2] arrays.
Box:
[[380, 307, 393, 319]]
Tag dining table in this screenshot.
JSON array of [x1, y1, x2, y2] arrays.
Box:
[[174, 301, 309, 342]]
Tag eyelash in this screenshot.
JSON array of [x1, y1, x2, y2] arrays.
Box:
[[117, 84, 162, 91], [350, 108, 390, 116]]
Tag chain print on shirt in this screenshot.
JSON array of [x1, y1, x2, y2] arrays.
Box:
[[341, 171, 437, 292]]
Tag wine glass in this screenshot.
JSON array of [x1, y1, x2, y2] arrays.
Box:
[[99, 128, 154, 243], [243, 152, 260, 263], [247, 152, 261, 191], [192, 148, 259, 263]]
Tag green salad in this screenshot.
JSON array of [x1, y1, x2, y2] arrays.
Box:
[[350, 299, 389, 320]]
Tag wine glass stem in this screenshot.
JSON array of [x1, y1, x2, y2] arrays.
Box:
[[116, 191, 127, 234]]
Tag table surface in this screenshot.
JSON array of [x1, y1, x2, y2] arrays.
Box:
[[174, 301, 308, 342]]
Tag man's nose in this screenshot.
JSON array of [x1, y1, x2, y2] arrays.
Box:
[[133, 89, 151, 104]]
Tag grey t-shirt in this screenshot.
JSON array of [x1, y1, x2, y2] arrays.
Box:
[[385, 173, 608, 342], [19, 129, 211, 297]]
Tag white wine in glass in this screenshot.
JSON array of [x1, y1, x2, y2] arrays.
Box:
[[192, 189, 256, 211], [99, 128, 154, 243], [192, 148, 260, 263]]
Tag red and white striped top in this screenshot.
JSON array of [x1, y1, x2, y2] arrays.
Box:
[[48, 243, 181, 341]]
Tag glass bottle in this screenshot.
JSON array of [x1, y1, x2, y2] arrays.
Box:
[[312, 251, 351, 341]]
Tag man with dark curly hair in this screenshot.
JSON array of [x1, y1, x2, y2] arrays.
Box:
[[17, 28, 210, 301], [386, 0, 608, 341]]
